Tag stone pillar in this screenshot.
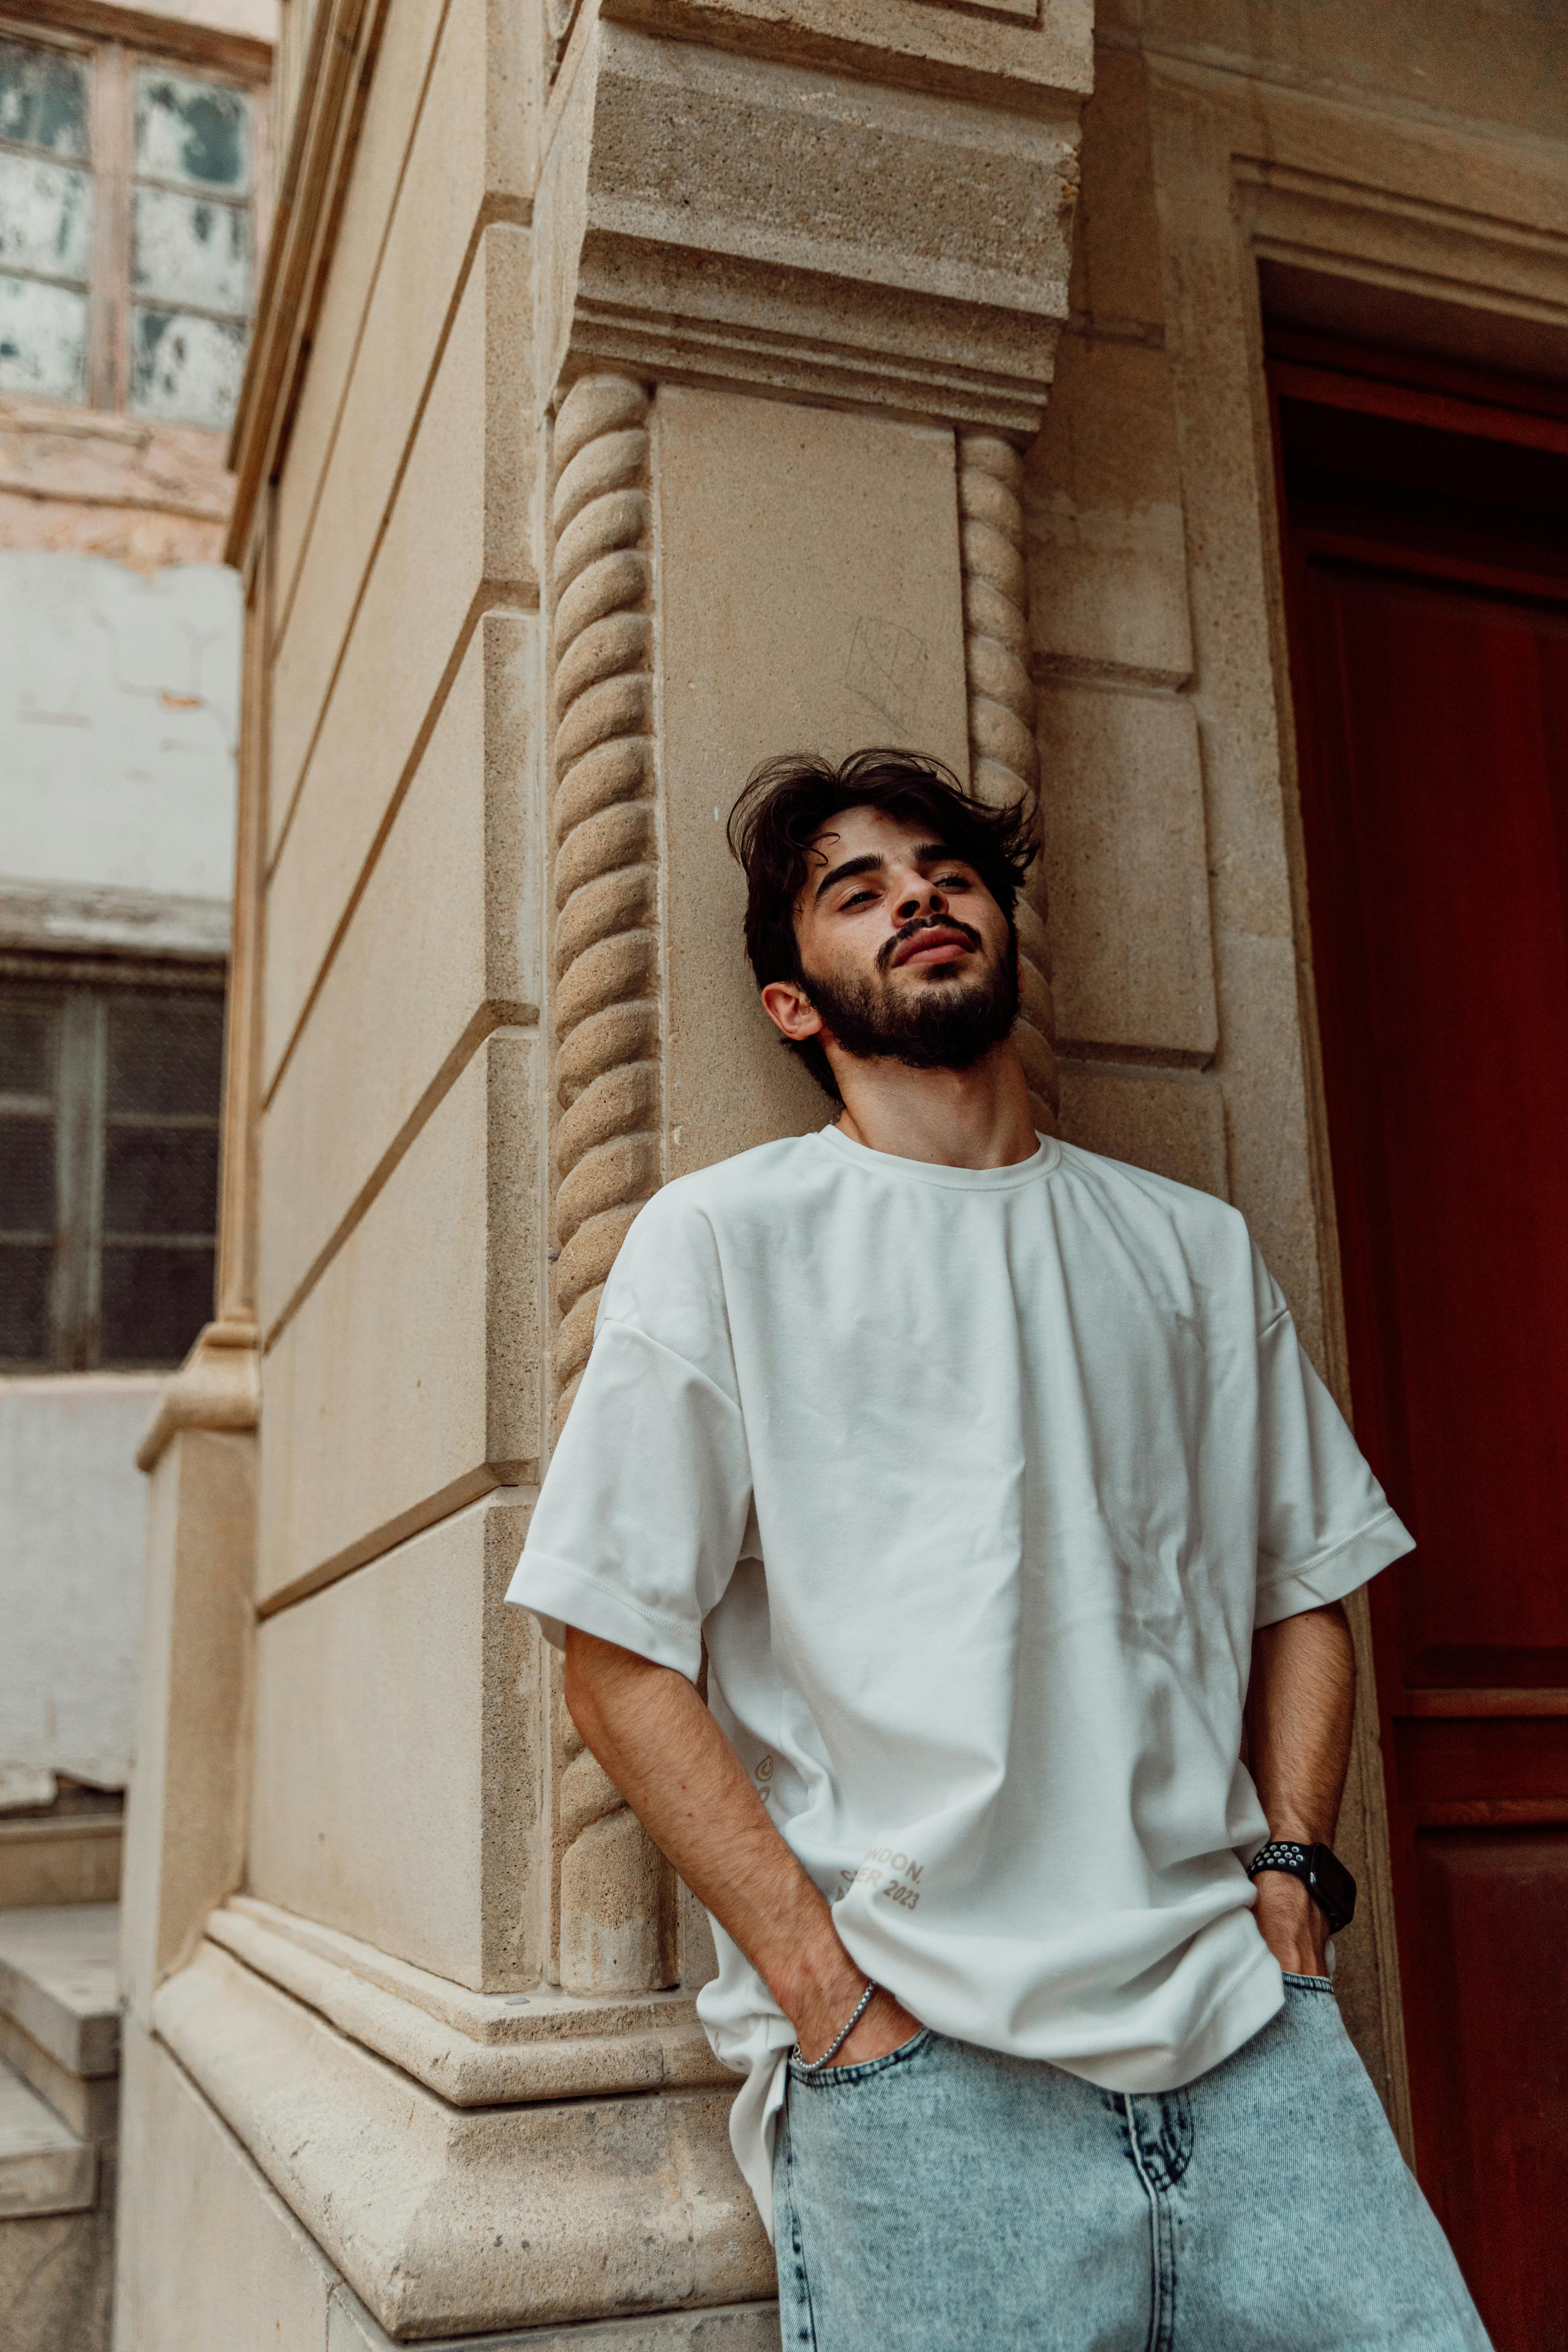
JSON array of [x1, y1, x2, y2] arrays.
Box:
[[111, 5, 1092, 2343]]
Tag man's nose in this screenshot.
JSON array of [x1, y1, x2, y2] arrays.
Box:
[[894, 875, 947, 922]]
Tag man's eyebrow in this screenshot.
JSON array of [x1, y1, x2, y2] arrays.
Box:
[[813, 851, 883, 903], [811, 842, 966, 904]]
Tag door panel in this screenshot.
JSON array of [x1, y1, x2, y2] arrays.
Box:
[[1277, 359, 1568, 2351]]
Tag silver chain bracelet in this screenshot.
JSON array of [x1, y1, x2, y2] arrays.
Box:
[[793, 1979, 878, 2073]]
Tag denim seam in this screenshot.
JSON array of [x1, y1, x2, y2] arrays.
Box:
[[1121, 2094, 1178, 2352], [779, 2088, 821, 2352]]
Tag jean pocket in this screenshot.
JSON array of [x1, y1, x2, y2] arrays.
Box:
[[1281, 1973, 1335, 1993], [789, 2026, 933, 2087]]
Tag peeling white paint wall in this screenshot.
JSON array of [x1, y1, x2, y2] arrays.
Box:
[[0, 1376, 162, 1796], [0, 550, 240, 901]]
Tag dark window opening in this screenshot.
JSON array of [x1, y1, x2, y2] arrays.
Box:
[[0, 976, 224, 1370]]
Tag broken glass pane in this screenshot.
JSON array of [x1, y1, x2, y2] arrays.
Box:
[[128, 305, 247, 429], [134, 71, 250, 195], [132, 185, 251, 315], [0, 39, 90, 160], [0, 153, 92, 283], [0, 272, 87, 400]]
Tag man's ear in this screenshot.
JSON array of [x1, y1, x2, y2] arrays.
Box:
[[760, 978, 825, 1044]]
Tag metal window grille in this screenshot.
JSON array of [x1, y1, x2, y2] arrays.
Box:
[[0, 978, 224, 1370]]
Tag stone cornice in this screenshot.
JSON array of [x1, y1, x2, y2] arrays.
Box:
[[210, 1897, 731, 2104], [137, 1320, 260, 1474], [539, 20, 1085, 435], [224, 0, 392, 564]]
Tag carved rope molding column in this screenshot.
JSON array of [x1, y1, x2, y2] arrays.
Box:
[[958, 429, 1058, 1132], [547, 370, 677, 1997], [549, 372, 661, 1430]]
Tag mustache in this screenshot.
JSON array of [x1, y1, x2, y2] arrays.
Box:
[[876, 913, 985, 975]]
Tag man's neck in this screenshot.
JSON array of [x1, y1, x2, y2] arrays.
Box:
[[830, 1040, 1040, 1170]]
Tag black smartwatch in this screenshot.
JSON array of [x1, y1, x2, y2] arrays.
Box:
[[1247, 1840, 1357, 1934]]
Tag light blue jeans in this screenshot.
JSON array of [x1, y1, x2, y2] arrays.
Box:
[[774, 1978, 1491, 2352]]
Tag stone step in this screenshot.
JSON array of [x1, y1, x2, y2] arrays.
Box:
[[0, 1905, 120, 2141], [0, 2057, 96, 2220]]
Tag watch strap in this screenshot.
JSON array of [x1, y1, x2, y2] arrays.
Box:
[[1247, 1839, 1357, 1933]]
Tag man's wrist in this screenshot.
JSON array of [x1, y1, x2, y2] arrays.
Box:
[[1251, 1868, 1331, 1972], [772, 1924, 868, 2051]]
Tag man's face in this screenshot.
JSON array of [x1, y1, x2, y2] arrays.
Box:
[[761, 804, 1019, 1073]]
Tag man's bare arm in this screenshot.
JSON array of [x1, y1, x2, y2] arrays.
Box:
[[563, 1628, 920, 2065], [1246, 1599, 1357, 1975]]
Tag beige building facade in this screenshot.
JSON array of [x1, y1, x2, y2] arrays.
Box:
[[115, 2, 1568, 2346]]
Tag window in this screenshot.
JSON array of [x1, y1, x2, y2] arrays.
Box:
[[0, 27, 261, 429], [0, 979, 224, 1371]]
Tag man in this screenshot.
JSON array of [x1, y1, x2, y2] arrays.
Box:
[[507, 749, 1488, 2350]]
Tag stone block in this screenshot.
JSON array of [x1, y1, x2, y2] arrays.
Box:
[[250, 1491, 541, 1993], [264, 223, 536, 1096], [259, 613, 541, 1333], [119, 1428, 254, 2032], [1068, 42, 1166, 329], [1038, 681, 1218, 1059], [272, 0, 452, 607], [271, 0, 536, 822], [656, 385, 971, 1175], [113, 2014, 338, 2352], [0, 1822, 121, 1913], [1057, 1065, 1228, 1200], [258, 1037, 540, 1610], [1026, 334, 1192, 686], [155, 1940, 772, 2341]]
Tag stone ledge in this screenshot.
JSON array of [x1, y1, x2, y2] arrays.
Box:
[[0, 2060, 96, 2221], [155, 1939, 772, 2339], [210, 1899, 734, 2104], [136, 1320, 260, 1472], [0, 1906, 119, 2081]]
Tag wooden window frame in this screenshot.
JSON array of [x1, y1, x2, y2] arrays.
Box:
[[0, 6, 270, 422]]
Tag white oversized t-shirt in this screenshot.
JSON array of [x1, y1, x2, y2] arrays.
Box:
[[506, 1128, 1412, 2231]]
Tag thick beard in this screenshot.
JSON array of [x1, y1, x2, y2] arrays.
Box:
[[802, 926, 1020, 1074]]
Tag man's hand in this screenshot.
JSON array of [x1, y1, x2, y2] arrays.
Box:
[[562, 1629, 923, 2066], [1246, 1600, 1355, 1977], [1250, 1869, 1331, 1977]]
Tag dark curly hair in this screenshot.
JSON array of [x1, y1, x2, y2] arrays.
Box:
[[727, 747, 1039, 1100]]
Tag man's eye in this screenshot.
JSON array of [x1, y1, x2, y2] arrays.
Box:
[[937, 873, 970, 889], [842, 889, 876, 908]]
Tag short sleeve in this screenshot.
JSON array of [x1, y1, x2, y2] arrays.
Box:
[[1252, 1270, 1414, 1629], [504, 1195, 753, 1681]]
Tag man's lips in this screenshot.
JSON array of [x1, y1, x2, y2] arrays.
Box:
[[890, 924, 976, 970]]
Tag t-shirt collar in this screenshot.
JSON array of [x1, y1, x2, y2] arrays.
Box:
[[814, 1122, 1062, 1191]]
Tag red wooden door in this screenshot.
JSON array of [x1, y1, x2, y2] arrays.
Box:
[[1274, 340, 1568, 2352]]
